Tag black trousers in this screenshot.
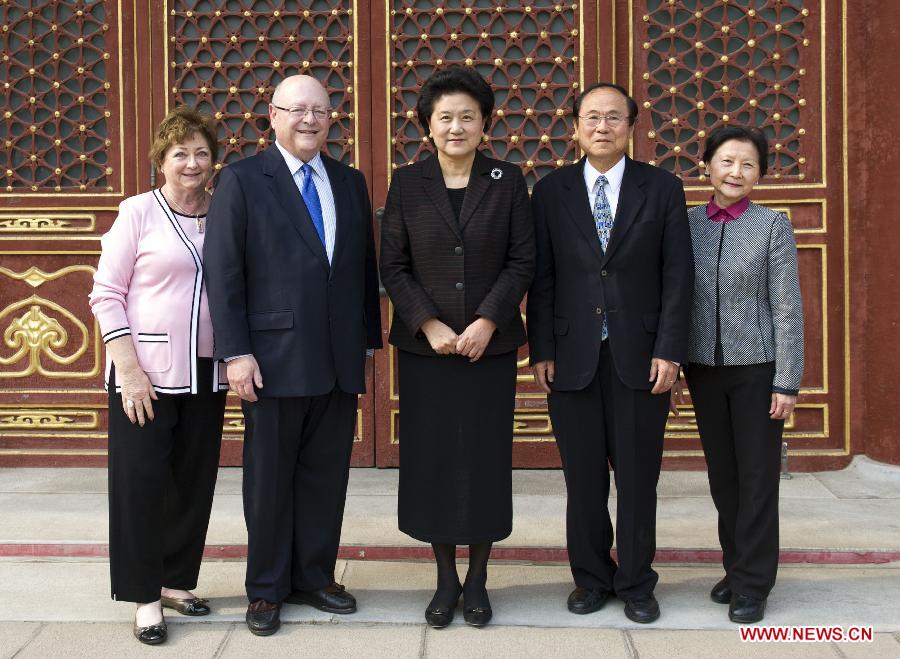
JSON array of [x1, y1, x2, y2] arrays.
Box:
[[241, 388, 357, 602], [548, 342, 670, 599], [107, 360, 226, 603], [685, 362, 783, 599]]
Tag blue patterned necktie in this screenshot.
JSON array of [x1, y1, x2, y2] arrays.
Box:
[[298, 163, 326, 247], [592, 174, 613, 340]]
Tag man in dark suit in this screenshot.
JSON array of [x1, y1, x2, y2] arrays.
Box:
[[526, 82, 692, 623], [204, 75, 382, 636]]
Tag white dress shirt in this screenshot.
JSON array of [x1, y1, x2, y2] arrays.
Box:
[[583, 155, 626, 220], [275, 141, 337, 264]]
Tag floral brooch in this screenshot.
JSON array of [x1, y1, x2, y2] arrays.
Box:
[[490, 168, 503, 180]]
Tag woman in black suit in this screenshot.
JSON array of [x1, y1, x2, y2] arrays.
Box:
[[683, 125, 804, 624], [380, 66, 534, 628]]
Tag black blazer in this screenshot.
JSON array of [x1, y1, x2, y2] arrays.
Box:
[[203, 145, 382, 398], [526, 156, 693, 391], [380, 150, 535, 356]]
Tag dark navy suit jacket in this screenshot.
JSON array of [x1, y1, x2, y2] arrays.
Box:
[[527, 156, 693, 391], [204, 145, 382, 397]]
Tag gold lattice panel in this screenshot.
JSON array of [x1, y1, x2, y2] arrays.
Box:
[[0, 0, 121, 194], [390, 0, 582, 187], [167, 0, 358, 167], [635, 0, 818, 184]]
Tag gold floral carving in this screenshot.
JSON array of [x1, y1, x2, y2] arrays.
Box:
[[0, 295, 100, 378], [0, 265, 96, 288], [0, 214, 96, 232], [0, 409, 99, 430]]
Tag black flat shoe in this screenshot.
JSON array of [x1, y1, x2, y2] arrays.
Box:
[[246, 599, 281, 636], [624, 592, 660, 624], [425, 583, 462, 629], [463, 586, 493, 627], [161, 595, 211, 616], [729, 594, 766, 624], [567, 587, 613, 615], [710, 578, 732, 605], [463, 604, 492, 627], [133, 617, 167, 645], [285, 582, 357, 614]]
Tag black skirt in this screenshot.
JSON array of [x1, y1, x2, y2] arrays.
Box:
[[397, 349, 517, 544]]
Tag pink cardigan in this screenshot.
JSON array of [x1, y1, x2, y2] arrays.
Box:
[[90, 189, 228, 394]]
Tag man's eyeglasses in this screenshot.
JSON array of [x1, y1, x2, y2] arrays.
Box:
[[578, 114, 627, 128], [272, 105, 331, 121]]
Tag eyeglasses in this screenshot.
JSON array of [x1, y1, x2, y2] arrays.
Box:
[[272, 105, 331, 121], [578, 114, 627, 128]]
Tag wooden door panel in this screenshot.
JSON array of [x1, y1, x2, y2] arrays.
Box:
[[161, 0, 375, 466], [628, 0, 848, 466], [372, 0, 598, 467], [0, 0, 143, 466]]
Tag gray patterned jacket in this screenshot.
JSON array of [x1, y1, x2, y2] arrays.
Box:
[[687, 202, 804, 394]]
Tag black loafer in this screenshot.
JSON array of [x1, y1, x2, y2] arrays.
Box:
[[425, 583, 462, 629], [729, 594, 766, 624], [624, 592, 660, 624], [133, 620, 167, 645], [567, 587, 613, 615], [246, 599, 281, 636], [161, 595, 211, 616], [710, 578, 732, 605], [285, 582, 357, 614]]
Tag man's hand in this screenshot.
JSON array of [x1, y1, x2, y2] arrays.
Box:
[[456, 318, 497, 363], [228, 355, 263, 402], [532, 360, 555, 394], [770, 393, 797, 420], [649, 357, 679, 394], [421, 318, 458, 355]]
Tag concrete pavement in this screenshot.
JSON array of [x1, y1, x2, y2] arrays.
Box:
[[0, 456, 898, 657]]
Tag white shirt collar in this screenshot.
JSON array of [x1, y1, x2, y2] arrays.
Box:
[[274, 141, 326, 180], [583, 155, 626, 194]]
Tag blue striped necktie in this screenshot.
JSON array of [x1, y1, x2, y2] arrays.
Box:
[[592, 174, 613, 340], [298, 163, 326, 247]]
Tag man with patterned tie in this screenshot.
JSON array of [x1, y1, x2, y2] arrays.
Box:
[[204, 75, 382, 636], [527, 82, 692, 624]]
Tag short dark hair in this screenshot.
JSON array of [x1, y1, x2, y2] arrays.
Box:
[[702, 125, 770, 177], [416, 65, 495, 133], [572, 82, 639, 125]]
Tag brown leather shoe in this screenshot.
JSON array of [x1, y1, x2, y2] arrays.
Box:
[[285, 582, 357, 614], [246, 599, 281, 636]]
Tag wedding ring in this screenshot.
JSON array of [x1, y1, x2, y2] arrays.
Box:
[[126, 399, 135, 409]]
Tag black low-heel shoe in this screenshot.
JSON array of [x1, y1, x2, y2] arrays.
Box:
[[710, 578, 732, 605], [463, 604, 492, 627], [161, 595, 211, 616], [133, 618, 167, 645], [425, 583, 462, 629], [729, 594, 766, 624]]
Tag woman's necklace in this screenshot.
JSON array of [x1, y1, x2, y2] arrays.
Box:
[[165, 190, 210, 233]]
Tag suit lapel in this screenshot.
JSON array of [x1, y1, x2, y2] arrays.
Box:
[[560, 158, 604, 262], [602, 156, 646, 264], [421, 154, 462, 240], [322, 155, 347, 271], [262, 146, 329, 272], [457, 150, 491, 232]]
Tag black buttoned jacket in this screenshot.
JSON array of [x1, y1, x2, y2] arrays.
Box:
[[379, 150, 535, 356], [526, 156, 693, 391]]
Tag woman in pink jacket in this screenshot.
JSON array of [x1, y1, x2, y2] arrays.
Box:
[[90, 106, 228, 645]]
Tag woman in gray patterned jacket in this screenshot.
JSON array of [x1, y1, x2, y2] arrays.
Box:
[[683, 125, 804, 625]]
